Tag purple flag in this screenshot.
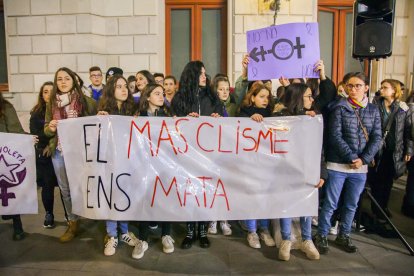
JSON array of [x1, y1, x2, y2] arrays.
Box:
[[246, 23, 320, 80]]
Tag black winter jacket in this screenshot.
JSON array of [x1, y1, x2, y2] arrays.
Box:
[[239, 105, 272, 117], [326, 98, 382, 165], [374, 98, 413, 177], [172, 87, 223, 117], [30, 108, 49, 151], [314, 77, 337, 114], [139, 108, 169, 117]]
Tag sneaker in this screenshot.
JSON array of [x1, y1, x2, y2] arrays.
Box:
[[311, 217, 318, 227], [247, 232, 261, 249], [312, 233, 329, 254], [162, 235, 175, 254], [220, 221, 232, 236], [301, 240, 320, 260], [334, 234, 357, 253], [132, 240, 149, 259], [329, 221, 338, 235], [278, 240, 292, 261], [259, 229, 276, 247], [352, 220, 365, 231], [121, 232, 139, 246], [104, 236, 118, 256], [43, 213, 55, 228], [208, 221, 217, 234], [149, 222, 158, 230]]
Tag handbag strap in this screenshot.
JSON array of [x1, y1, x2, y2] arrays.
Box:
[[382, 103, 398, 140], [353, 108, 370, 142]]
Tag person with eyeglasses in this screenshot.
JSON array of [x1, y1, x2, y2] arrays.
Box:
[[313, 72, 382, 254], [88, 66, 105, 101], [368, 79, 412, 222], [153, 72, 165, 86], [272, 83, 326, 261]]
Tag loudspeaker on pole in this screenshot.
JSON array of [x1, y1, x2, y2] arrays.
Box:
[[352, 0, 396, 59]]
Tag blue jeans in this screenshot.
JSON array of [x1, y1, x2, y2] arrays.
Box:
[[280, 216, 312, 241], [51, 149, 78, 221], [318, 169, 366, 236], [244, 219, 270, 232], [106, 220, 128, 237]]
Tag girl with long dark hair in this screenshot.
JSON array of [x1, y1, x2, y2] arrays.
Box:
[[97, 75, 141, 256], [44, 67, 97, 243], [131, 83, 175, 259], [133, 70, 156, 103], [171, 60, 223, 250], [30, 81, 60, 228], [273, 83, 325, 261]]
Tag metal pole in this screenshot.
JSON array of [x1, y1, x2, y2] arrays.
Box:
[[365, 187, 414, 256]]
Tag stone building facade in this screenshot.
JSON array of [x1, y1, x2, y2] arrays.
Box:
[[2, 0, 414, 111]]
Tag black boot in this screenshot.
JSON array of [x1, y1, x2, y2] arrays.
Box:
[[198, 222, 210, 248], [181, 222, 196, 249], [12, 215, 25, 241]]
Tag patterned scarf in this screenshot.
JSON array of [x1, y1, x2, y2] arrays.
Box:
[[347, 95, 368, 109], [52, 91, 83, 151], [52, 91, 82, 120]]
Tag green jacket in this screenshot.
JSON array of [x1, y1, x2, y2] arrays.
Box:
[[234, 75, 249, 106], [0, 102, 25, 134], [44, 94, 97, 155], [223, 94, 238, 117]]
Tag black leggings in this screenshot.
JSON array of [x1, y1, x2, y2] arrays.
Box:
[[36, 156, 58, 214]]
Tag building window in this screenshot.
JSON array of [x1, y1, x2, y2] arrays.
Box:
[[165, 0, 227, 79]]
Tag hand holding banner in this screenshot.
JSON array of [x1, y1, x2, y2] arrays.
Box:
[[246, 22, 321, 80], [58, 115, 323, 221]]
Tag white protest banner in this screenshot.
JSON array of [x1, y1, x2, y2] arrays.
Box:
[[0, 133, 37, 215], [58, 115, 323, 221], [246, 22, 320, 80]]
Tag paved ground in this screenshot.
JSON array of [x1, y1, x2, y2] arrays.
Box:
[[1, 113, 414, 275], [1, 180, 414, 275]]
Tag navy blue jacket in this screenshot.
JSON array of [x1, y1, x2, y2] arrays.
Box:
[[326, 98, 382, 165]]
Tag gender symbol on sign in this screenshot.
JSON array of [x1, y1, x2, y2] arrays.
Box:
[[0, 154, 26, 206], [249, 37, 305, 63]]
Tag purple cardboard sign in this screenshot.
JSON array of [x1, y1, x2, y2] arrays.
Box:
[[246, 23, 320, 80]]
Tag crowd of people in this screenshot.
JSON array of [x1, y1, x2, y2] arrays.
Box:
[[1, 54, 414, 262]]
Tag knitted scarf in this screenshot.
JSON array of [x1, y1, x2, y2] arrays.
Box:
[[347, 95, 368, 109], [52, 91, 82, 120], [52, 91, 83, 151]]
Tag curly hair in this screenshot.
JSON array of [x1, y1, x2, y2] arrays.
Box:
[[98, 75, 136, 115], [172, 61, 218, 115]]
